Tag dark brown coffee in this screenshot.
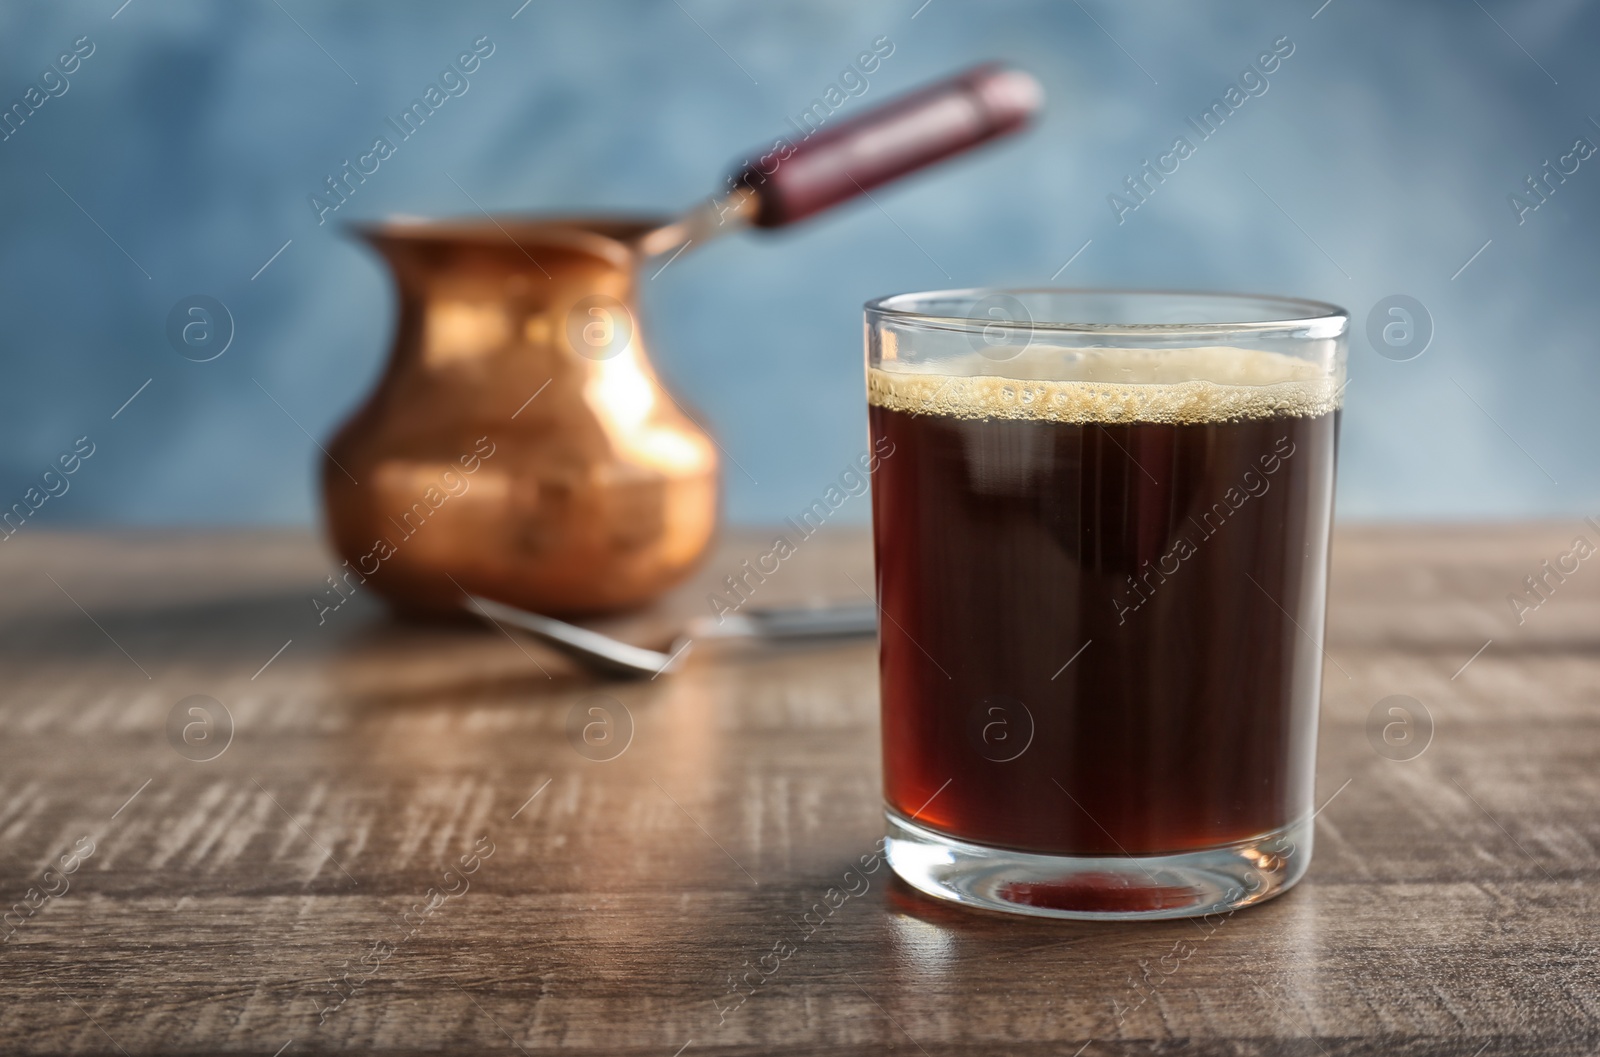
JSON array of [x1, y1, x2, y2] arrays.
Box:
[[868, 349, 1340, 857]]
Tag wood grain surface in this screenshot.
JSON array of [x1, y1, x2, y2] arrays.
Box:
[[0, 523, 1596, 1056]]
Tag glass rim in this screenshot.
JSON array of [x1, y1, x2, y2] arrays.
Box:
[[864, 287, 1349, 338]]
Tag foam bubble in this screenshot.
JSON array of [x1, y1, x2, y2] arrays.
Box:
[[867, 346, 1341, 425]]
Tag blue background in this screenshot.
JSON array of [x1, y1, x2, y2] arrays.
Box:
[[2, 0, 1596, 528]]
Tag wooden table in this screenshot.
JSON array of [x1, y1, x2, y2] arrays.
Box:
[[1, 524, 1595, 1056]]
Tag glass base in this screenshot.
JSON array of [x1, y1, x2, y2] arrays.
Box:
[[885, 810, 1312, 921]]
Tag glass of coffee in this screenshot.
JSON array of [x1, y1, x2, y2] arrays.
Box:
[[865, 289, 1346, 920]]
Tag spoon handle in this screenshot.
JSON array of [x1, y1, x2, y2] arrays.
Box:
[[467, 595, 679, 679]]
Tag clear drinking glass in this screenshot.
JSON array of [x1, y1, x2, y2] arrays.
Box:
[[865, 289, 1346, 920]]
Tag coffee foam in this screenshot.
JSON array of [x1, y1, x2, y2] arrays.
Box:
[[867, 346, 1342, 425]]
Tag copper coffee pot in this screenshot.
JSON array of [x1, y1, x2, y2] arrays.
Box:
[[322, 64, 1041, 618]]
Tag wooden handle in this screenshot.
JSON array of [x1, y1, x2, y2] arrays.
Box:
[[733, 63, 1043, 229]]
